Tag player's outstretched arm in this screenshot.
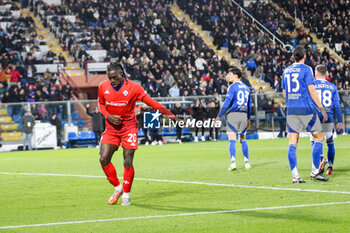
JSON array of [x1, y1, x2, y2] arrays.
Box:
[[308, 84, 328, 122], [141, 95, 177, 121]]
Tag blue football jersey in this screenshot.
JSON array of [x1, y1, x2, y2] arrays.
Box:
[[218, 81, 252, 119], [282, 63, 316, 115], [314, 79, 342, 123]]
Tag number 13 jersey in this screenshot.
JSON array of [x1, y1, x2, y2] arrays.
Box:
[[282, 63, 317, 115]]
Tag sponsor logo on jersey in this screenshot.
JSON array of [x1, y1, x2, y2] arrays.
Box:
[[106, 100, 128, 106]]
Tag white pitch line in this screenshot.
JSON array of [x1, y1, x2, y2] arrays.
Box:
[[1, 201, 350, 230], [1, 172, 350, 195]]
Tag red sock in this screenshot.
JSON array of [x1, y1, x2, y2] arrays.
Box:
[[101, 163, 120, 187], [123, 165, 134, 193]]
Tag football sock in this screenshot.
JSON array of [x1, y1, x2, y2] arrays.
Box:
[[229, 140, 236, 162], [327, 141, 335, 167], [101, 162, 120, 187], [123, 165, 135, 193], [288, 144, 299, 177], [310, 141, 323, 160], [122, 192, 130, 199], [312, 141, 323, 174], [240, 140, 249, 162]]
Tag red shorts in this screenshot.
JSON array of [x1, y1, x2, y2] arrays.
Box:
[[100, 127, 138, 149]]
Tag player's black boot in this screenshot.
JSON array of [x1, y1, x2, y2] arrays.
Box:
[[310, 172, 329, 181]]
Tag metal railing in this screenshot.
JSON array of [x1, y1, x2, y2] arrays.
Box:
[[230, 0, 286, 48]]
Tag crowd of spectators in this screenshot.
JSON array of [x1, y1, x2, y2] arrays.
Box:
[[178, 0, 350, 109], [35, 0, 252, 97], [275, 0, 350, 60], [246, 1, 350, 91]]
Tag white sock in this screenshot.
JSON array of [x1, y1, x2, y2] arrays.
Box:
[[244, 157, 249, 163], [122, 192, 130, 199], [292, 167, 300, 178], [311, 164, 318, 175], [115, 184, 122, 192]]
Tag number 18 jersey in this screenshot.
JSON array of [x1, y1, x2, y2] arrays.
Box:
[[314, 79, 342, 123], [282, 63, 316, 115]]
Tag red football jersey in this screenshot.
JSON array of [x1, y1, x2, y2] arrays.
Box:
[[98, 78, 175, 133]]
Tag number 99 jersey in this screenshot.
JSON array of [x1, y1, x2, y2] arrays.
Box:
[[314, 79, 342, 124], [282, 63, 317, 115]]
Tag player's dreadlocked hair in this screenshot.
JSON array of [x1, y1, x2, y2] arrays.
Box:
[[107, 62, 128, 82]]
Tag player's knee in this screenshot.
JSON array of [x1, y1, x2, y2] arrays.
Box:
[[99, 153, 110, 166], [123, 159, 133, 168]]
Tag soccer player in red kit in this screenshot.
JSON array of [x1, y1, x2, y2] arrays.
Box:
[[98, 62, 176, 205]]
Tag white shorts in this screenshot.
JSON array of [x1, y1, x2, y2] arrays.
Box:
[[310, 123, 337, 141]]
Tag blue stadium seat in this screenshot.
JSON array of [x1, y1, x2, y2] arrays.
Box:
[[72, 112, 79, 119], [138, 129, 144, 137], [61, 120, 67, 126], [88, 131, 95, 139], [163, 128, 170, 133], [246, 132, 259, 140], [7, 107, 13, 115], [18, 123, 23, 130], [12, 115, 21, 123], [183, 127, 190, 134], [57, 113, 62, 120], [68, 132, 77, 140], [77, 120, 86, 127], [78, 131, 88, 139]]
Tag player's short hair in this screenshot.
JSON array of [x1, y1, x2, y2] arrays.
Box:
[[315, 64, 327, 77], [293, 46, 306, 62], [228, 66, 242, 78]]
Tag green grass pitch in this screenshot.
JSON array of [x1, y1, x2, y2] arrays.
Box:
[[1, 136, 350, 232]]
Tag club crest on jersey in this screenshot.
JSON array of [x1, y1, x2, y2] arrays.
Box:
[[123, 90, 129, 96], [104, 90, 110, 94]]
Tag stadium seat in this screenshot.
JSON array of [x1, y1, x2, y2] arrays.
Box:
[[17, 123, 23, 130], [78, 131, 88, 139], [68, 132, 77, 140], [246, 132, 259, 140], [61, 120, 67, 126], [138, 129, 144, 137], [163, 128, 170, 133], [72, 112, 79, 119], [183, 127, 190, 134], [77, 120, 86, 127], [7, 107, 13, 115], [57, 113, 62, 119], [88, 131, 95, 139], [12, 115, 21, 123]]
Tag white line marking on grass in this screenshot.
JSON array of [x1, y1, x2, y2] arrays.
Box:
[[1, 201, 350, 230], [1, 172, 350, 195]]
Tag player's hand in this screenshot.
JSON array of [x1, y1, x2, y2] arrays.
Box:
[[337, 123, 344, 132], [247, 120, 251, 130], [320, 108, 328, 123], [108, 115, 122, 125], [216, 116, 221, 122]]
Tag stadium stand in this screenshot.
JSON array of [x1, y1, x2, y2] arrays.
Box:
[[274, 0, 350, 61]]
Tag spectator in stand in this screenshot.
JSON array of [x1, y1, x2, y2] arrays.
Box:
[[21, 110, 35, 151], [192, 99, 207, 142], [9, 65, 22, 83], [207, 100, 220, 141], [169, 82, 180, 97], [50, 113, 62, 148], [86, 104, 105, 146], [171, 103, 187, 143], [38, 104, 49, 120]]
